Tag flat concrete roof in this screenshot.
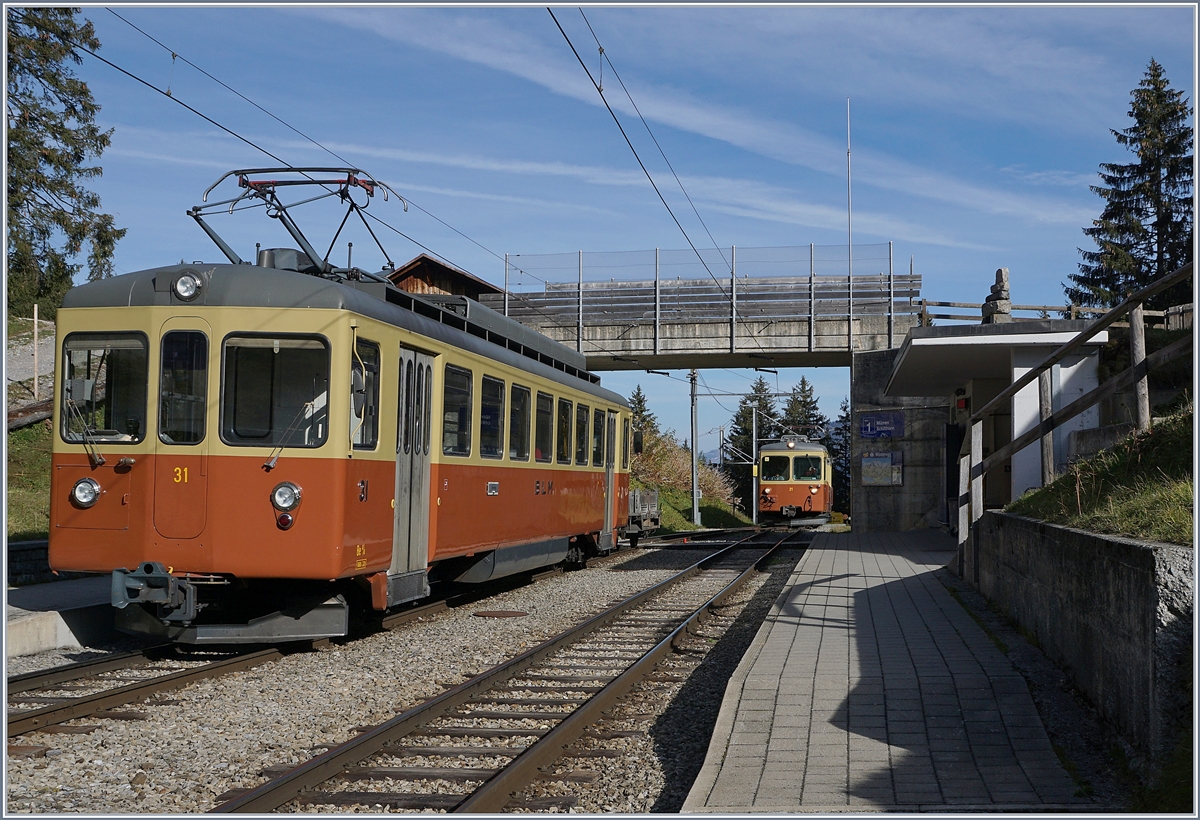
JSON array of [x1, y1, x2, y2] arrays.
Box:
[[886, 320, 1108, 396]]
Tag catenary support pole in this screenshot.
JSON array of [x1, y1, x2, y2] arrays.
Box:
[[690, 369, 700, 527], [504, 253, 509, 317], [751, 410, 759, 527]]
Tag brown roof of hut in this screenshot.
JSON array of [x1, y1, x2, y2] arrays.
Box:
[[387, 254, 502, 300]]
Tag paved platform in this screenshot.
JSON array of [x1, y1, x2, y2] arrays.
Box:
[[6, 576, 114, 658], [683, 530, 1092, 812]]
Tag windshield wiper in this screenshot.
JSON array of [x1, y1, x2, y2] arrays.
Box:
[[66, 398, 106, 468]]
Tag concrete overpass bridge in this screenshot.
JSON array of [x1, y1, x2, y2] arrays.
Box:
[[478, 242, 920, 371]]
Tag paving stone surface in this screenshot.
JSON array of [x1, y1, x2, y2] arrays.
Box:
[[683, 530, 1092, 812]]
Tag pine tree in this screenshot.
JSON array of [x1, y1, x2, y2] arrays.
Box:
[[1067, 59, 1193, 310], [725, 376, 779, 511], [827, 397, 853, 516], [7, 8, 126, 320], [780, 376, 829, 441], [628, 385, 659, 437]]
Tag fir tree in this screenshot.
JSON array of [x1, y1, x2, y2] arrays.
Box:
[[7, 8, 125, 319], [628, 385, 659, 437], [1067, 59, 1193, 310], [725, 376, 779, 511], [827, 397, 853, 516], [780, 376, 829, 441]]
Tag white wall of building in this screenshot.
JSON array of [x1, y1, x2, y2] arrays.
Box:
[[1011, 347, 1102, 501]]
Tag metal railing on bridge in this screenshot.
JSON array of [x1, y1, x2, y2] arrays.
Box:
[[483, 243, 920, 362]]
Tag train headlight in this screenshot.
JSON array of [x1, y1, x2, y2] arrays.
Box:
[[762, 487, 772, 494], [810, 486, 820, 494], [71, 477, 102, 508], [173, 273, 201, 301], [271, 482, 302, 511]]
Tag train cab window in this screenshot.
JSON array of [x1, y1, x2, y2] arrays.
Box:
[[761, 456, 790, 482], [351, 340, 380, 450], [159, 331, 207, 445], [61, 332, 148, 444], [480, 376, 505, 459], [442, 365, 472, 456], [592, 408, 604, 466], [622, 418, 630, 469], [534, 392, 553, 462], [575, 404, 590, 465], [794, 456, 823, 481], [509, 385, 531, 460], [221, 335, 329, 447], [556, 399, 572, 464]]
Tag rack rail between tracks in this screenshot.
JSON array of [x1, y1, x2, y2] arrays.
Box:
[[211, 531, 796, 813]]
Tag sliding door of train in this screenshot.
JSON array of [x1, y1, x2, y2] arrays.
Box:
[[602, 410, 617, 549], [391, 349, 434, 580]]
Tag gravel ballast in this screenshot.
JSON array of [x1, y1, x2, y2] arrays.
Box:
[[8, 546, 775, 813]]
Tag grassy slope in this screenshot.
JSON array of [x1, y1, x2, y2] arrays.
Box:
[[8, 420, 53, 540], [1006, 402, 1193, 545]]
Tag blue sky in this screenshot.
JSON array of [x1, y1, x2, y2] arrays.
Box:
[[67, 4, 1195, 450]]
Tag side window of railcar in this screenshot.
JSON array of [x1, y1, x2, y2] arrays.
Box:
[[159, 331, 207, 445], [442, 365, 472, 456], [762, 455, 790, 482], [221, 335, 329, 447], [556, 398, 572, 464], [509, 385, 531, 460], [622, 418, 630, 469], [351, 340, 380, 450], [61, 332, 149, 444], [534, 392, 553, 462], [424, 364, 433, 455], [575, 404, 590, 465], [794, 455, 822, 481], [398, 360, 413, 454], [592, 408, 604, 466], [480, 376, 505, 459]]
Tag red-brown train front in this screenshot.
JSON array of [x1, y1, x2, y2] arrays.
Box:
[[50, 255, 642, 643]]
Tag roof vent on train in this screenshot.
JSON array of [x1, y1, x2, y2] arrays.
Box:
[[256, 247, 319, 274]]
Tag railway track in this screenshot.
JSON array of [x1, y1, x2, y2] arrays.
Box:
[[210, 530, 801, 813], [6, 561, 580, 741], [6, 647, 292, 738]]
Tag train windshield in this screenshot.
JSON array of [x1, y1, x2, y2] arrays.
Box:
[[794, 456, 822, 480], [61, 332, 148, 444], [220, 335, 329, 447], [761, 455, 791, 482]]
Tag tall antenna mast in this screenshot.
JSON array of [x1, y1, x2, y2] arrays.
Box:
[[846, 98, 853, 349]]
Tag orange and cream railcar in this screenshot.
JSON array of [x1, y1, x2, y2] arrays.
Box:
[[756, 437, 833, 524], [50, 259, 634, 643]]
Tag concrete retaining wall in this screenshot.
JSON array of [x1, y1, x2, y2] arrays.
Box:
[[974, 512, 1193, 764]]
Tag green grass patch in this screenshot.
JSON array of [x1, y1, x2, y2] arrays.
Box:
[[8, 421, 53, 540], [1006, 402, 1193, 544], [653, 486, 751, 535]]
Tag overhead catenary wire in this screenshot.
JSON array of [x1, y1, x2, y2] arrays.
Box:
[[29, 11, 617, 358], [578, 9, 730, 273], [549, 8, 775, 360]]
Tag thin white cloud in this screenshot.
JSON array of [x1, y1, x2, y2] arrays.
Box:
[[300, 7, 1109, 228]]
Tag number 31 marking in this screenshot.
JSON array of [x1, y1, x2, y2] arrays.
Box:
[[173, 466, 189, 483]]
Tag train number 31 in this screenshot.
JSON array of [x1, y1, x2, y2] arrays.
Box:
[[173, 467, 189, 483]]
